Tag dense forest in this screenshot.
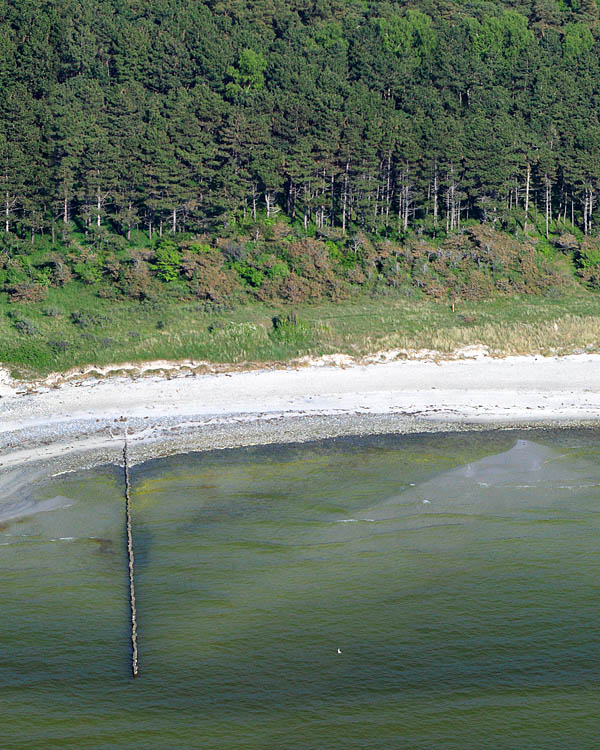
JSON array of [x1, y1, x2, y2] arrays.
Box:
[[2, 0, 600, 308]]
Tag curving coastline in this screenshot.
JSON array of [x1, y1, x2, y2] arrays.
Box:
[[2, 349, 600, 482]]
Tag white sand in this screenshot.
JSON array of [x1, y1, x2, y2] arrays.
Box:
[[1, 350, 599, 472]]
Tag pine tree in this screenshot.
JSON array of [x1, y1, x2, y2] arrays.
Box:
[[0, 85, 37, 233]]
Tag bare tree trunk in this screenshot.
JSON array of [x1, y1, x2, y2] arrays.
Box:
[[63, 195, 69, 224], [330, 172, 335, 226], [544, 175, 550, 239], [433, 165, 438, 229], [386, 154, 391, 228], [372, 174, 378, 230], [265, 193, 272, 218], [450, 194, 454, 231], [524, 160, 531, 233], [172, 207, 177, 234], [398, 186, 402, 232], [342, 162, 349, 234], [447, 165, 456, 232], [3, 190, 18, 232]]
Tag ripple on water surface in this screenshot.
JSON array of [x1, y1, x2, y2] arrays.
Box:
[[2, 429, 600, 749]]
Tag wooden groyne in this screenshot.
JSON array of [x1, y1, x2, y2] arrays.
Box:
[[123, 439, 139, 678]]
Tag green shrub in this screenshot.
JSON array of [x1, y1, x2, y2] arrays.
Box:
[[231, 261, 264, 287], [187, 242, 212, 254], [3, 263, 29, 287], [153, 239, 181, 282], [269, 313, 312, 345], [74, 260, 103, 284], [268, 261, 289, 280], [325, 240, 343, 261], [577, 246, 600, 269]]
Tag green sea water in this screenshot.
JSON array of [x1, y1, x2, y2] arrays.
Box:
[[2, 430, 600, 749]]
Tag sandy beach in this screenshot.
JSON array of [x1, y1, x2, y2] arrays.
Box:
[[1, 348, 600, 475]]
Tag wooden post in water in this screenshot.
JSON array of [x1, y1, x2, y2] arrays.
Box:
[[123, 439, 139, 678]]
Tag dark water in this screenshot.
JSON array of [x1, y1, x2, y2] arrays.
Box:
[[3, 430, 600, 749]]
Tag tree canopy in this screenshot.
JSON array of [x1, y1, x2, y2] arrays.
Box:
[[2, 0, 600, 239]]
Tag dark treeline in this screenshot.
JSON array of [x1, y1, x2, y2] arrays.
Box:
[[2, 0, 600, 241]]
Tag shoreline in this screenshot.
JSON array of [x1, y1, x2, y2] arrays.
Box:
[[2, 349, 600, 479]]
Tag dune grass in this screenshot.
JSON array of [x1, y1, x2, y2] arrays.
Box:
[[1, 283, 600, 379]]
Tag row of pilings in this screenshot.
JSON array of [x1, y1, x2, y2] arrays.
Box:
[[123, 439, 139, 678]]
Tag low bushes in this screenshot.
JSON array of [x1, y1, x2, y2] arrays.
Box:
[[0, 223, 583, 308]]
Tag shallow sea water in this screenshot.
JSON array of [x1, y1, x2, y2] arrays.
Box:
[[2, 430, 600, 749]]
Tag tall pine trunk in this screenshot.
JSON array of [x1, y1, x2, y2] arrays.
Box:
[[524, 161, 531, 233], [342, 162, 349, 234], [544, 175, 551, 239], [433, 164, 438, 229], [252, 185, 258, 221]]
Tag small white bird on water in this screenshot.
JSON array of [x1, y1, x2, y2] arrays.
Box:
[[337, 648, 342, 654]]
